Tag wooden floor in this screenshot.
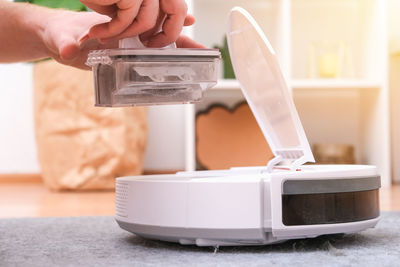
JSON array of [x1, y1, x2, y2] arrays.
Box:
[[0, 175, 399, 218], [0, 175, 115, 218]]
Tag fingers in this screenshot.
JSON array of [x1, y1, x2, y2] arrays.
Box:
[[54, 12, 108, 60], [78, 13, 111, 44], [68, 38, 119, 70], [85, 0, 192, 47], [146, 0, 187, 47], [175, 35, 205, 49], [88, 0, 143, 40], [134, 12, 193, 46], [79, 1, 118, 16], [135, 11, 166, 44], [99, 0, 159, 42], [57, 38, 120, 70], [183, 14, 195, 26], [83, 0, 196, 49]]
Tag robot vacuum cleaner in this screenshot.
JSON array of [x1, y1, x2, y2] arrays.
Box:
[[114, 7, 381, 246]]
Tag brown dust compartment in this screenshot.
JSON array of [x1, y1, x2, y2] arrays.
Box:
[[282, 189, 380, 226]]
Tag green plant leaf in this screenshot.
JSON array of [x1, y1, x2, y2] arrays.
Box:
[[30, 0, 86, 11]]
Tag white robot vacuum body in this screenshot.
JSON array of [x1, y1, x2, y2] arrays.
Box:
[[116, 165, 380, 246], [115, 7, 381, 246]]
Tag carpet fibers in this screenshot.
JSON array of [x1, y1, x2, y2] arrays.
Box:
[[1, 212, 399, 266]]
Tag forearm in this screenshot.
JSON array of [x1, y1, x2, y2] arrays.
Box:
[[0, 1, 52, 63]]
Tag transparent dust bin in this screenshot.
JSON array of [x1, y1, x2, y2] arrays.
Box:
[[86, 48, 221, 106]]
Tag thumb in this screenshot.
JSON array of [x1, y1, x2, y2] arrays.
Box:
[[175, 35, 205, 49], [57, 36, 80, 61]]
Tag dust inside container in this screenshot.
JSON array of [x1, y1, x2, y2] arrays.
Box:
[[87, 48, 221, 106]]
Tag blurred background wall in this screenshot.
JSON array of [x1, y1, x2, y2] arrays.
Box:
[[1, 0, 400, 183]]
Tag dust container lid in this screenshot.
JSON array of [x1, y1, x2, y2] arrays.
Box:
[[227, 7, 314, 171], [86, 48, 220, 66]]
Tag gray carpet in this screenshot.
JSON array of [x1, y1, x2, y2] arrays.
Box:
[[1, 213, 399, 267]]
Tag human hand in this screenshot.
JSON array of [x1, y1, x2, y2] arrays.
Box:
[[41, 9, 203, 70], [0, 1, 202, 69], [40, 10, 118, 69], [80, 0, 198, 48]]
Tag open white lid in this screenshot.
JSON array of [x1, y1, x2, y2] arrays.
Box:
[[227, 7, 315, 171]]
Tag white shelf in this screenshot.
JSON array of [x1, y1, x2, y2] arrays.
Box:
[[179, 0, 391, 187], [291, 79, 382, 89], [213, 79, 381, 90], [213, 79, 240, 90]]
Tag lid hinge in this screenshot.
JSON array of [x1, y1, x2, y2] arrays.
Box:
[[264, 153, 309, 173], [289, 156, 308, 171], [265, 155, 283, 173]]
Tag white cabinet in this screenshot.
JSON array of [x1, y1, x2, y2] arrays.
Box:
[[0, 63, 40, 173], [180, 0, 391, 186]]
